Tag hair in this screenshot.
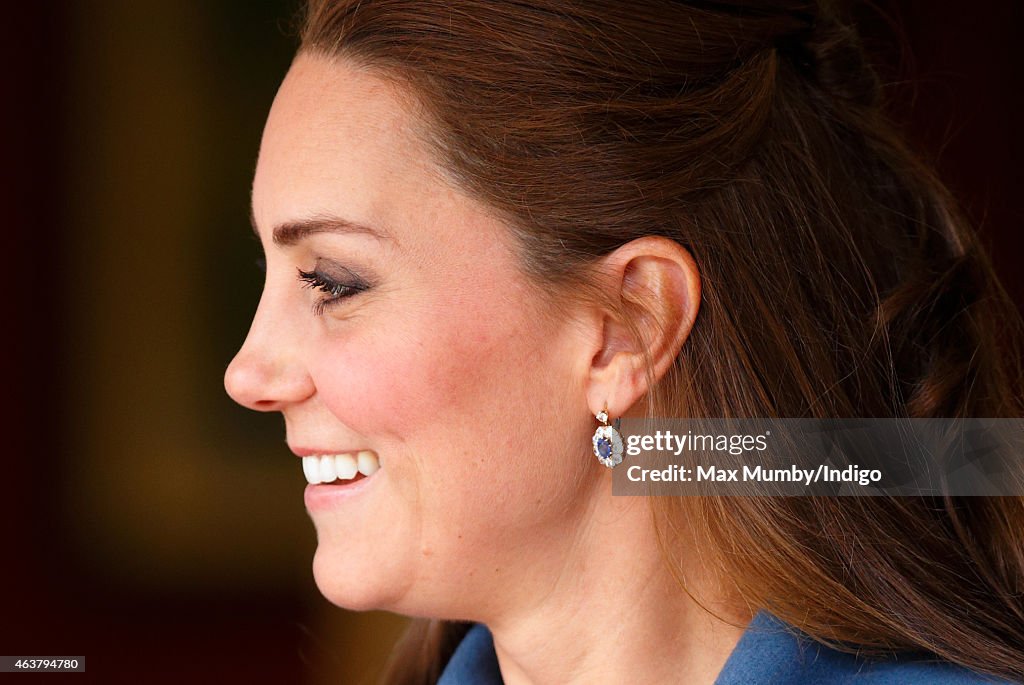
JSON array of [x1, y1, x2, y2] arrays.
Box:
[[296, 1, 1024, 682]]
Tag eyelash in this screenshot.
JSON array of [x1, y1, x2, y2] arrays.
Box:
[[296, 267, 368, 316]]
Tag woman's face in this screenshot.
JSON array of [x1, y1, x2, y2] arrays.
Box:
[[225, 53, 600, 619]]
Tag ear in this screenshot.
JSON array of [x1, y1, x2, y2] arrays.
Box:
[[583, 236, 700, 419]]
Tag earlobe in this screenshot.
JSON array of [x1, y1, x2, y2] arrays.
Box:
[[585, 237, 700, 418]]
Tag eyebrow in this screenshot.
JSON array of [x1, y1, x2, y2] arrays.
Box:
[[249, 207, 394, 247]]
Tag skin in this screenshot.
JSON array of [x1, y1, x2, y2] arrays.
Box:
[[225, 52, 748, 685]]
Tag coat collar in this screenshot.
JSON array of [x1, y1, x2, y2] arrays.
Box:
[[437, 610, 999, 684]]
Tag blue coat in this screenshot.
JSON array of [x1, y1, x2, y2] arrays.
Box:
[[436, 611, 1017, 684]]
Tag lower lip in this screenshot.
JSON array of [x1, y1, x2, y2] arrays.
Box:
[[304, 472, 378, 511]]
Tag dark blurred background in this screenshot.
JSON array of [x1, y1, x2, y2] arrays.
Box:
[[3, 1, 1021, 683]]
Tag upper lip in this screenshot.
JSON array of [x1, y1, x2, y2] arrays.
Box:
[[289, 446, 366, 458]]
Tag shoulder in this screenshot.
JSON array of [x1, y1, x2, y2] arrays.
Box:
[[714, 612, 1015, 685], [843, 659, 1015, 684], [800, 646, 1015, 684]]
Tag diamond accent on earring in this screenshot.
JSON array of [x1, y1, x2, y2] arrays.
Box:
[[596, 410, 608, 424], [593, 424, 624, 468]]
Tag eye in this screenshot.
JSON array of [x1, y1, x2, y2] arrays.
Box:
[[297, 266, 369, 316]]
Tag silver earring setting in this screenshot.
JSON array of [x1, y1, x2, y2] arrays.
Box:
[[593, 408, 624, 468]]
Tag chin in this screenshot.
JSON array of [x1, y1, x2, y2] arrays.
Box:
[[311, 546, 403, 612]]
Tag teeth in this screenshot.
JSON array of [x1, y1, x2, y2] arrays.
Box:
[[319, 455, 337, 482], [302, 455, 321, 485], [302, 452, 379, 485], [357, 450, 380, 476], [336, 454, 358, 479]]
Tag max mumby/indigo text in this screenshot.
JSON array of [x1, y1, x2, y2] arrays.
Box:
[[626, 463, 884, 486]]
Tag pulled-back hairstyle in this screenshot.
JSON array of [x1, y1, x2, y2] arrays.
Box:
[[297, 0, 1024, 681]]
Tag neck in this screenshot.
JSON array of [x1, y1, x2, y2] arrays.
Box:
[[482, 474, 752, 685]]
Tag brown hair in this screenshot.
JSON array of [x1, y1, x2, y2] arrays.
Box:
[[297, 0, 1024, 681]]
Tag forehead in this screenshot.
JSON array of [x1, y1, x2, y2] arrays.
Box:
[[251, 52, 443, 238]]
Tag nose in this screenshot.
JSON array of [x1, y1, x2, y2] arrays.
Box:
[[224, 300, 315, 412]]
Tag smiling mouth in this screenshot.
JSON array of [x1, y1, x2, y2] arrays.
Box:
[[302, 451, 380, 485]]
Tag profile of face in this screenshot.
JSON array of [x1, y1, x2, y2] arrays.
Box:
[[224, 53, 619, 619]]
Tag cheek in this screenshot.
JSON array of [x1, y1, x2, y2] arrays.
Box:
[[312, 335, 427, 434], [309, 297, 529, 444], [307, 291, 581, 527]]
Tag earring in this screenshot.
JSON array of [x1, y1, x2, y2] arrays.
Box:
[[593, 408, 624, 468]]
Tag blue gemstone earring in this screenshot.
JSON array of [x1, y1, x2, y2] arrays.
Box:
[[593, 408, 624, 468]]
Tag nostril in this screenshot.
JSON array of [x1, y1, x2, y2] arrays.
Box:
[[251, 398, 284, 412]]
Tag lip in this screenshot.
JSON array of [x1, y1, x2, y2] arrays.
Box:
[[303, 471, 378, 511], [290, 446, 368, 458]]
